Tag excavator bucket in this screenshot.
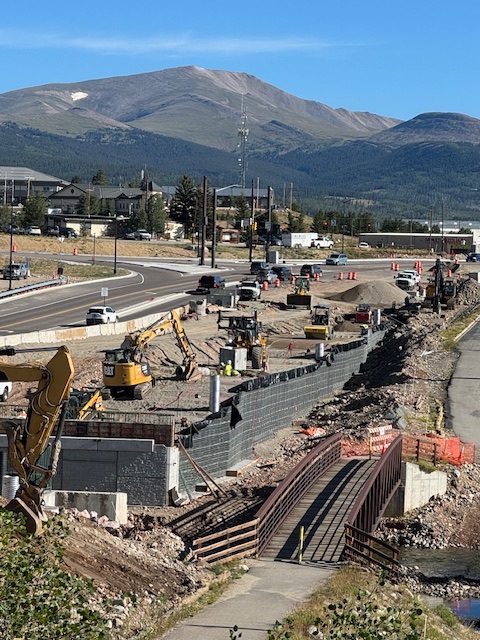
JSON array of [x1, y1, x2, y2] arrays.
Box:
[[5, 496, 47, 536]]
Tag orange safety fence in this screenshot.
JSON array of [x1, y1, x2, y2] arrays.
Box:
[[411, 433, 475, 466], [342, 425, 397, 458], [340, 427, 475, 467]]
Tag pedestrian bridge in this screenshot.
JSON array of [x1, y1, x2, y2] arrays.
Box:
[[193, 432, 444, 574]]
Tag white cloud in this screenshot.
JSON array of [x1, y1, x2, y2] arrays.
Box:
[[0, 30, 344, 56]]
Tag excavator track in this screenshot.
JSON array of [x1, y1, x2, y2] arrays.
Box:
[[133, 382, 153, 400]]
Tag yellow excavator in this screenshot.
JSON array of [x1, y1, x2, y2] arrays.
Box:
[[0, 345, 75, 535], [102, 310, 199, 399]]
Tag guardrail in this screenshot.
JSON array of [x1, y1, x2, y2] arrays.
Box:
[[0, 277, 66, 299]]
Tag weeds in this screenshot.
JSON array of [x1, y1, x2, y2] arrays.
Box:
[[0, 509, 114, 639]]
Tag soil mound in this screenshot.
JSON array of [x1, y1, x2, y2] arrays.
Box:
[[330, 280, 405, 308]]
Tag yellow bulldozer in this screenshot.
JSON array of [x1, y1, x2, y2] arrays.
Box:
[[286, 277, 313, 309]]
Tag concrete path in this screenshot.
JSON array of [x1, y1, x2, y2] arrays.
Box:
[[161, 559, 335, 640], [446, 316, 480, 458]]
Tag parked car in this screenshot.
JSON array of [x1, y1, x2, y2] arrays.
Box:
[[271, 265, 292, 281], [134, 229, 152, 241], [86, 306, 118, 325], [46, 226, 60, 236], [5, 223, 21, 234], [300, 264, 323, 278], [466, 252, 480, 262], [196, 274, 226, 293], [256, 268, 277, 284], [24, 225, 42, 236], [358, 242, 370, 249], [123, 231, 136, 240], [3, 262, 30, 280], [59, 226, 78, 238], [326, 252, 348, 266], [250, 261, 269, 275]]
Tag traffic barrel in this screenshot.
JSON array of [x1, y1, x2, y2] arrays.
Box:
[[73, 247, 78, 255], [338, 272, 344, 280], [262, 280, 269, 291], [275, 278, 280, 288]]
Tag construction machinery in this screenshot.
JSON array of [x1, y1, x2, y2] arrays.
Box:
[[66, 387, 104, 420], [0, 345, 75, 535], [355, 303, 372, 324], [304, 304, 334, 340], [424, 259, 461, 312], [286, 277, 312, 309], [103, 310, 199, 399], [217, 310, 268, 369]]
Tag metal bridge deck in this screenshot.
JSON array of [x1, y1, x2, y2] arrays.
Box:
[[261, 457, 376, 564]]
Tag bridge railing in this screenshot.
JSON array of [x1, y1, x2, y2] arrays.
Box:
[[256, 433, 342, 556], [192, 433, 343, 563], [343, 435, 403, 575]]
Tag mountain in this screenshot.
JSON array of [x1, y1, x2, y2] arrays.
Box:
[[1, 66, 480, 218], [0, 66, 400, 153]]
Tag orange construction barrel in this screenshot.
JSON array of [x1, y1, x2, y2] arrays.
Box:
[[73, 247, 78, 256], [275, 277, 280, 288], [338, 272, 344, 280], [262, 280, 269, 291], [12, 244, 17, 253]]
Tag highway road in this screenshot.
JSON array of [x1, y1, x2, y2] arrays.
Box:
[[0, 254, 429, 336]]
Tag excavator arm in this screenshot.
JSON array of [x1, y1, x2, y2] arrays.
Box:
[[0, 346, 74, 534], [104, 310, 199, 398]]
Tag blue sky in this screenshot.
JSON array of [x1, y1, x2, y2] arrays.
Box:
[[4, 0, 480, 121]]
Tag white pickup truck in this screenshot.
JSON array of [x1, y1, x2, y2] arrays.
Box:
[[238, 280, 262, 301]]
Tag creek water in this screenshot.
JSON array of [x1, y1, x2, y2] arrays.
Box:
[[400, 548, 480, 628]]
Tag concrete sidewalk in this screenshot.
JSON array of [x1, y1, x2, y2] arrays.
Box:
[[162, 559, 335, 640]]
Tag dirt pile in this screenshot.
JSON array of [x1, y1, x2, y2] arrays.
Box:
[[330, 280, 407, 308]]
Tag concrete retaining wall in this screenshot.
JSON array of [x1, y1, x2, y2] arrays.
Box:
[[384, 461, 448, 517]]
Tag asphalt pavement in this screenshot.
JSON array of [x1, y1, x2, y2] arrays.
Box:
[[446, 316, 480, 460], [162, 559, 335, 640]]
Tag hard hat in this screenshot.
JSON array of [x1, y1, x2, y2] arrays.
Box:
[[227, 360, 232, 364]]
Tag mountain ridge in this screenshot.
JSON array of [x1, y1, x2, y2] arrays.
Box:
[[1, 66, 480, 218]]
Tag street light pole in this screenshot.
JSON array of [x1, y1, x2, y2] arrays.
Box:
[[113, 215, 118, 274], [211, 188, 217, 269], [8, 201, 14, 291], [210, 184, 242, 268]]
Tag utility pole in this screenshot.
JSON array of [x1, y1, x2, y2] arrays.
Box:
[[265, 186, 273, 262], [200, 176, 208, 266], [249, 180, 255, 262]]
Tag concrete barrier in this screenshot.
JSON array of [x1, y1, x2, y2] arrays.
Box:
[[44, 490, 128, 524], [0, 304, 191, 348]]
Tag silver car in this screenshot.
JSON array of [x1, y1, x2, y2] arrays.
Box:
[[256, 269, 277, 284]]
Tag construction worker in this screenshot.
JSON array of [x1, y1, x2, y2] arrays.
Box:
[[223, 360, 239, 376]]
